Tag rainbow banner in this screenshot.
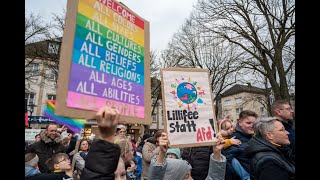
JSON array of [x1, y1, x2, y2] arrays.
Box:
[[66, 0, 145, 119], [43, 100, 85, 133]]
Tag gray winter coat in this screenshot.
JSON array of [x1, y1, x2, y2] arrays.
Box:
[[148, 153, 226, 180]]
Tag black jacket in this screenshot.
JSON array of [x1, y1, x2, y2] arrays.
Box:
[[181, 146, 212, 180], [80, 139, 121, 180], [245, 136, 295, 180], [25, 130, 66, 173], [282, 120, 295, 162], [25, 172, 73, 180]]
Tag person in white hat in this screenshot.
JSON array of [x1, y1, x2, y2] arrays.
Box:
[[25, 153, 41, 177]]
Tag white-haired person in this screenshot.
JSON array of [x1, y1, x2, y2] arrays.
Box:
[[148, 132, 226, 180], [25, 153, 41, 178], [245, 117, 295, 180], [116, 124, 127, 137]]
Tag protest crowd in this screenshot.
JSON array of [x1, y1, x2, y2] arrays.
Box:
[[25, 99, 295, 180]]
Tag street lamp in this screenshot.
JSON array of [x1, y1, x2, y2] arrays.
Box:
[[27, 103, 37, 128]]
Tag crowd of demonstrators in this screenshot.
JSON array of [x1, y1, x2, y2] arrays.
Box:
[[245, 117, 295, 180], [25, 99, 295, 180], [271, 100, 295, 162], [222, 110, 258, 180], [25, 124, 66, 173]]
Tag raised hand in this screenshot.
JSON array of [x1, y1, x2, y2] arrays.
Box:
[[158, 132, 169, 153], [213, 133, 225, 161], [95, 106, 120, 142]]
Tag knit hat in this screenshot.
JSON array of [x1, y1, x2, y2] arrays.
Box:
[[117, 124, 126, 130], [166, 148, 181, 159], [25, 153, 39, 167], [164, 158, 192, 180]]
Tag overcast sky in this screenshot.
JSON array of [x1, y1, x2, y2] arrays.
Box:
[[25, 0, 197, 53]]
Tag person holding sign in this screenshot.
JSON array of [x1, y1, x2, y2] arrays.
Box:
[[147, 132, 226, 180]]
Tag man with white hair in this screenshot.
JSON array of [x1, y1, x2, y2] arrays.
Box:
[[245, 117, 295, 180], [116, 124, 127, 137]]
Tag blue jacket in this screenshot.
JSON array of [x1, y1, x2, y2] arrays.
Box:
[[222, 125, 253, 174], [25, 165, 41, 177]]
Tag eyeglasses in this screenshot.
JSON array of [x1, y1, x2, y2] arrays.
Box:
[[279, 107, 293, 111], [57, 158, 70, 164]]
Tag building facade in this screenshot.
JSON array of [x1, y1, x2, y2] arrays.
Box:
[[25, 40, 60, 128], [220, 84, 269, 123]]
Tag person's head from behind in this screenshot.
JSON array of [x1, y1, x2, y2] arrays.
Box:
[[114, 136, 133, 164], [219, 118, 234, 136], [271, 100, 294, 121], [254, 117, 290, 146], [25, 153, 39, 168], [114, 157, 126, 180], [237, 110, 258, 135], [35, 134, 41, 142], [79, 139, 90, 152], [46, 153, 71, 172], [166, 148, 181, 159], [46, 124, 58, 140], [166, 158, 193, 180]]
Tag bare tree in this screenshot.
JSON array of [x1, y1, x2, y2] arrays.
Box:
[[194, 0, 295, 101], [25, 11, 66, 92]]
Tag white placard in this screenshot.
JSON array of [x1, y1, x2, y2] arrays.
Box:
[[161, 68, 217, 148], [25, 129, 42, 141]]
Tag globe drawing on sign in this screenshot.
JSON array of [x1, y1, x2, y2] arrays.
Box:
[[177, 82, 197, 104]]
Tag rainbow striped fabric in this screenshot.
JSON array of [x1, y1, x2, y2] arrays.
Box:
[[43, 100, 85, 133]]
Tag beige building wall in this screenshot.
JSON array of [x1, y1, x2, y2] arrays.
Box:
[[150, 100, 164, 130], [25, 58, 58, 128], [221, 92, 268, 123]]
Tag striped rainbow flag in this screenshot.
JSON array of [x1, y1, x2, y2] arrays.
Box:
[[43, 100, 85, 133]]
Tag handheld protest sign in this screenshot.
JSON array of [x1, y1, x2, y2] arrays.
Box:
[[161, 68, 218, 148], [55, 0, 151, 125]]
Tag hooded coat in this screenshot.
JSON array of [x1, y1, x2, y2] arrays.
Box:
[[245, 136, 295, 180], [148, 153, 226, 180], [25, 130, 66, 173]]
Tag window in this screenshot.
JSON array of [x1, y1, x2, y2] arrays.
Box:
[[235, 97, 242, 104], [25, 93, 35, 105], [152, 113, 157, 122], [25, 63, 40, 77], [47, 69, 57, 81], [236, 108, 243, 114], [48, 43, 59, 54], [224, 99, 231, 106], [47, 94, 56, 100]]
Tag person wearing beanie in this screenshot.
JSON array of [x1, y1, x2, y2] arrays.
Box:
[[148, 132, 226, 180], [165, 148, 181, 159], [25, 153, 41, 177]]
